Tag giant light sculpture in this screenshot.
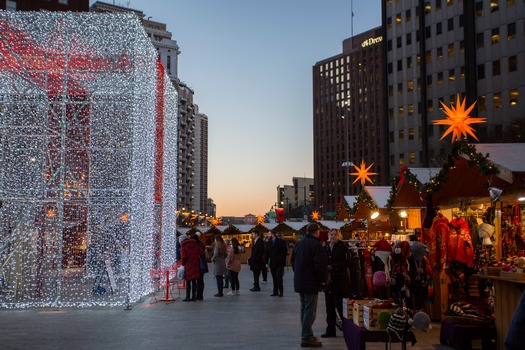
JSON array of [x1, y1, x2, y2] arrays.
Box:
[[0, 11, 178, 308]]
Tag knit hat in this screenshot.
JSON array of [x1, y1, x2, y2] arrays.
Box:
[[410, 241, 428, 262], [373, 271, 387, 289], [409, 311, 432, 332], [378, 310, 392, 330], [179, 234, 188, 242], [387, 308, 408, 338], [478, 223, 494, 245], [393, 241, 411, 261]]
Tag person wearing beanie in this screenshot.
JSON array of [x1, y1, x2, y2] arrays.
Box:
[[291, 223, 328, 348], [180, 233, 202, 301]]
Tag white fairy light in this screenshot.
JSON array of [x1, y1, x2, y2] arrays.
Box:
[[0, 11, 178, 308]]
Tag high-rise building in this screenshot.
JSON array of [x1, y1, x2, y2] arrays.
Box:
[[1, 0, 88, 11], [193, 109, 208, 214], [89, 1, 211, 215], [276, 177, 314, 219], [383, 0, 525, 176], [313, 27, 387, 216]]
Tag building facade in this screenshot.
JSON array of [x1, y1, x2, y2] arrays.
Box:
[[383, 0, 525, 175], [313, 27, 387, 215], [193, 109, 209, 214], [277, 177, 314, 219]]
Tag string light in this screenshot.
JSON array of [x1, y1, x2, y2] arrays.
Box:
[[0, 12, 177, 308]]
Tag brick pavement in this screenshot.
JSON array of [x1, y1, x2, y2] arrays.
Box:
[[0, 264, 453, 350]]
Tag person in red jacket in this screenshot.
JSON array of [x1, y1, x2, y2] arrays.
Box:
[[180, 234, 203, 301]]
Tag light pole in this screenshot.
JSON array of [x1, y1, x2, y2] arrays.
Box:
[[341, 99, 352, 196]]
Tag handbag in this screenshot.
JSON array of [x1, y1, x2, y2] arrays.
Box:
[[177, 265, 185, 279]]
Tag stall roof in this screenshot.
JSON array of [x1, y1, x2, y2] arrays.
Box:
[[408, 167, 441, 184], [364, 186, 392, 209], [466, 143, 525, 183], [317, 220, 346, 230], [344, 195, 358, 207]]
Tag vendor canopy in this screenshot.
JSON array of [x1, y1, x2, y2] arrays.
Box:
[[0, 12, 178, 307]]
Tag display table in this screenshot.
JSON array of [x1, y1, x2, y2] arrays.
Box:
[[342, 319, 416, 350], [474, 274, 525, 350], [439, 318, 496, 350]]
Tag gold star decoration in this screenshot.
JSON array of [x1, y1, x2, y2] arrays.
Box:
[[350, 160, 378, 185], [311, 210, 320, 221], [257, 215, 264, 224], [433, 95, 486, 142]]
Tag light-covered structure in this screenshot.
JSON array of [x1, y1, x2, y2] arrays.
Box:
[[0, 11, 178, 307]]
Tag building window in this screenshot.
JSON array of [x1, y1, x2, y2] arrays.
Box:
[[397, 60, 403, 71], [437, 22, 442, 35], [407, 80, 414, 92], [476, 1, 484, 16], [493, 60, 501, 76], [387, 17, 393, 28], [388, 85, 393, 96], [507, 0, 515, 6], [406, 33, 412, 45], [409, 128, 415, 140], [399, 154, 405, 166], [509, 55, 517, 72], [398, 106, 404, 117], [397, 37, 402, 48], [6, 0, 16, 11], [398, 83, 403, 94], [427, 99, 434, 113], [460, 66, 465, 79], [390, 155, 395, 166], [387, 40, 392, 51], [459, 14, 464, 27], [460, 40, 465, 53], [447, 0, 453, 5], [406, 9, 411, 21], [437, 47, 443, 60], [426, 26, 431, 38], [426, 50, 432, 63], [478, 95, 487, 111], [425, 1, 431, 13], [427, 75, 433, 87], [396, 13, 402, 24], [476, 32, 484, 48], [389, 108, 394, 119], [436, 0, 442, 9], [428, 124, 434, 137], [494, 92, 502, 108], [447, 44, 454, 56], [409, 152, 416, 164], [448, 18, 454, 31], [478, 64, 485, 79], [508, 23, 516, 40], [490, 0, 499, 12], [389, 131, 395, 143], [438, 72, 444, 84], [449, 69, 455, 81], [399, 129, 405, 141], [492, 28, 500, 44], [167, 56, 171, 72], [510, 89, 519, 106], [408, 104, 414, 115], [388, 62, 393, 74], [407, 56, 413, 68]]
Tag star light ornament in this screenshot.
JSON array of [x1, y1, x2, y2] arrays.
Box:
[[350, 160, 378, 185], [311, 210, 320, 221], [433, 95, 487, 142]]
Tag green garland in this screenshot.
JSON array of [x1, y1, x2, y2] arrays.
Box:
[[386, 139, 499, 211]]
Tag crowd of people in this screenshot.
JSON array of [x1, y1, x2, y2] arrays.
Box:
[[175, 223, 345, 348]]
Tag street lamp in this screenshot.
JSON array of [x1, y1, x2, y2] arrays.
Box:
[[341, 99, 352, 196]]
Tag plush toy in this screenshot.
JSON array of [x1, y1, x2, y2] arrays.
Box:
[[378, 310, 392, 330], [408, 311, 432, 332]]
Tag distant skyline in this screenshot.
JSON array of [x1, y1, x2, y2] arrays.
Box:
[[91, 0, 381, 217]]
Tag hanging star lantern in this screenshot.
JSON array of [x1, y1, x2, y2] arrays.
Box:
[[433, 95, 486, 141], [350, 160, 378, 185], [311, 210, 320, 221], [257, 215, 264, 224]]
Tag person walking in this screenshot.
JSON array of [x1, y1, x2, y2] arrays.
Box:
[[226, 237, 243, 296], [321, 229, 350, 338], [211, 234, 228, 297], [267, 230, 288, 297], [249, 230, 264, 291], [191, 233, 208, 300], [292, 223, 328, 348], [180, 234, 202, 301], [223, 238, 231, 289]]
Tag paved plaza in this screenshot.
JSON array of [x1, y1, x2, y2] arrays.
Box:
[[0, 264, 454, 350]]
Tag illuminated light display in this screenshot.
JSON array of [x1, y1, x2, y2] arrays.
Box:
[[350, 160, 378, 186], [0, 12, 178, 308]]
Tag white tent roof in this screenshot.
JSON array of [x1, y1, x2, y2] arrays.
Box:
[[408, 167, 441, 184], [233, 224, 257, 233], [213, 225, 229, 233], [344, 195, 358, 207], [318, 220, 346, 230], [364, 186, 392, 209], [464, 143, 525, 183], [283, 221, 309, 231]]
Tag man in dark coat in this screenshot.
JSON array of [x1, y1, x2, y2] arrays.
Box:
[[322, 229, 351, 338], [292, 223, 328, 348], [249, 230, 264, 291], [267, 230, 288, 297]]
